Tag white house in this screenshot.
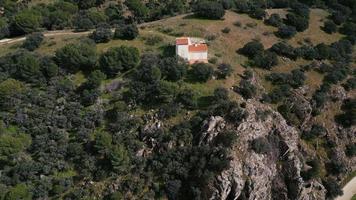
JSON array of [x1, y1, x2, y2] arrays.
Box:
[[176, 37, 208, 64]]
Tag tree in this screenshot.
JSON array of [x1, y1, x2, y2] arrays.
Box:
[[213, 87, 229, 102], [0, 133, 31, 166], [236, 79, 256, 99], [270, 42, 298, 60], [323, 179, 343, 199], [285, 13, 309, 32], [176, 89, 198, 109], [10, 10, 42, 35], [85, 70, 106, 89], [4, 184, 32, 200], [276, 25, 297, 39], [110, 144, 130, 172], [239, 40, 264, 58], [99, 46, 140, 77], [22, 32, 44, 51], [0, 18, 10, 39], [158, 57, 187, 81], [190, 63, 214, 82], [55, 41, 97, 72], [322, 20, 337, 34], [251, 137, 271, 154], [125, 0, 149, 20], [249, 8, 266, 20], [253, 51, 278, 69], [345, 143, 356, 157], [216, 63, 233, 79], [114, 24, 139, 40], [90, 23, 113, 43], [13, 51, 43, 83], [264, 13, 282, 27], [194, 1, 225, 20]]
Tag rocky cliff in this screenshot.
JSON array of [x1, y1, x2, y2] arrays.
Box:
[[203, 99, 328, 200]]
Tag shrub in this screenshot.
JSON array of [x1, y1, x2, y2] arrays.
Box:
[[213, 87, 229, 102], [10, 10, 42, 35], [339, 22, 356, 37], [22, 32, 44, 51], [0, 18, 9, 39], [158, 57, 187, 81], [253, 51, 278, 69], [345, 143, 356, 157], [270, 42, 298, 60], [176, 89, 198, 109], [221, 27, 231, 34], [90, 24, 113, 43], [216, 63, 233, 79], [145, 35, 163, 45], [342, 78, 356, 91], [323, 179, 343, 199], [99, 46, 140, 77], [74, 18, 94, 31], [236, 79, 257, 99], [234, 21, 242, 27], [114, 24, 139, 40], [55, 41, 97, 72], [322, 20, 337, 34], [331, 11, 346, 25], [249, 8, 266, 20], [194, 1, 225, 20], [264, 13, 282, 27], [251, 137, 271, 154], [284, 13, 309, 32], [275, 25, 297, 39], [190, 63, 214, 82], [301, 124, 326, 140], [238, 40, 264, 58]]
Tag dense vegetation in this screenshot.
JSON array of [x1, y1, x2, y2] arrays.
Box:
[[0, 0, 355, 199]]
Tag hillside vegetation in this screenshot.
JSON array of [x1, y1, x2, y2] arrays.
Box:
[[0, 0, 355, 199]]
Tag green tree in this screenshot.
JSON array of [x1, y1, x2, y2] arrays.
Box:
[[55, 41, 97, 72], [110, 144, 130, 172], [94, 130, 112, 156], [85, 70, 106, 89], [114, 24, 139, 40], [11, 10, 42, 35], [194, 1, 225, 19], [0, 17, 10, 39], [190, 63, 214, 82], [0, 133, 31, 166], [4, 184, 32, 200], [22, 32, 44, 51], [239, 40, 264, 58], [90, 23, 113, 43], [99, 46, 140, 77]]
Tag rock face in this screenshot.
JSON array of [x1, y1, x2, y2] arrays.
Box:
[[206, 100, 326, 200]]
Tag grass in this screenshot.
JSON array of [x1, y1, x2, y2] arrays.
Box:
[[341, 170, 356, 186]]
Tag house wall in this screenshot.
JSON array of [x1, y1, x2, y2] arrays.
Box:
[[176, 45, 189, 60], [189, 52, 208, 60]]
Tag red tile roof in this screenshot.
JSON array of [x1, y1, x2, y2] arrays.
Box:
[[188, 44, 208, 52], [176, 38, 189, 45]]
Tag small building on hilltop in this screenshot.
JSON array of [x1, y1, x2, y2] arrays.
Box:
[[176, 37, 208, 64]]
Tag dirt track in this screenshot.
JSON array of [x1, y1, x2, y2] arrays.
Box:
[[336, 177, 356, 200]]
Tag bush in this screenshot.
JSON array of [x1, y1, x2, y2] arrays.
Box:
[[216, 63, 233, 79], [339, 22, 356, 37], [236, 79, 256, 99], [275, 25, 297, 39], [22, 32, 44, 51], [264, 13, 282, 27], [253, 51, 278, 69], [158, 57, 187, 81], [331, 11, 346, 25], [10, 10, 42, 35], [90, 24, 113, 43], [284, 13, 309, 32], [55, 41, 97, 72], [301, 124, 326, 140], [99, 46, 140, 77], [221, 27, 231, 34], [0, 18, 9, 39], [322, 20, 337, 34], [270, 42, 298, 60], [190, 63, 214, 82], [194, 1, 225, 20], [345, 143, 356, 157], [342, 78, 356, 91], [323, 179, 343, 199], [213, 87, 229, 102], [238, 40, 264, 58], [249, 8, 266, 20], [114, 24, 139, 40], [176, 89, 198, 109], [251, 137, 271, 154]]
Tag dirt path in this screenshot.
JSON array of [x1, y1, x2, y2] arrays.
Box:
[[0, 30, 93, 45], [336, 177, 356, 200]]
